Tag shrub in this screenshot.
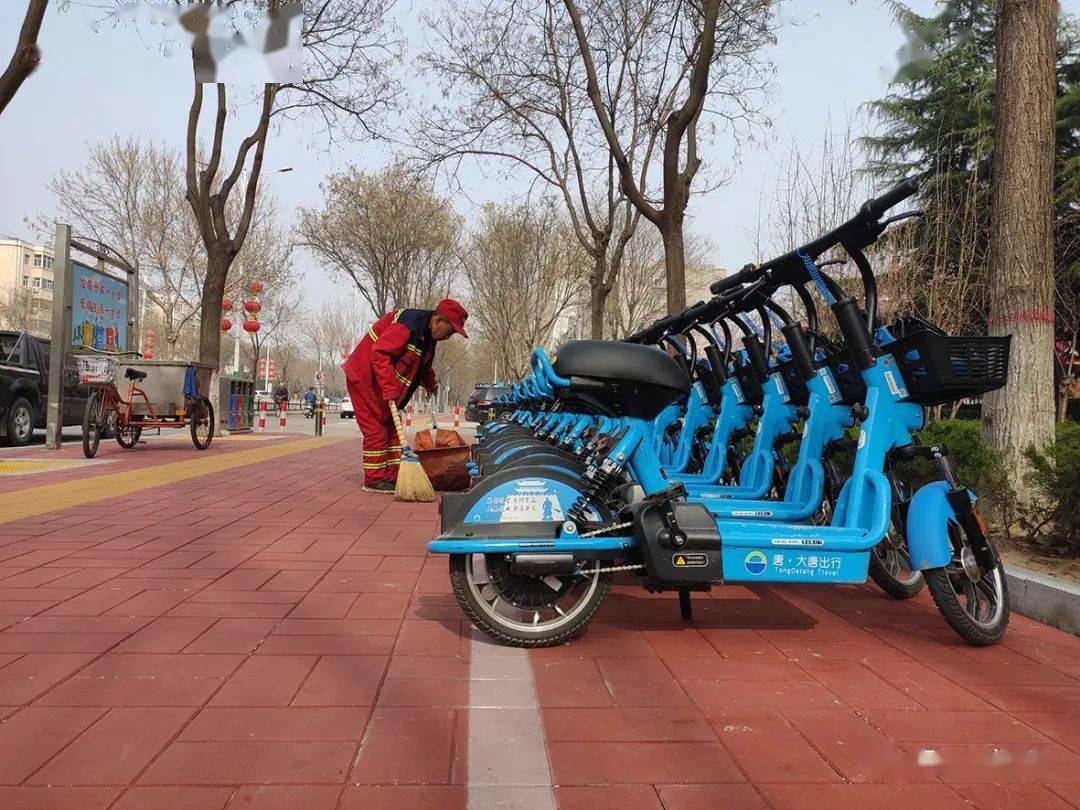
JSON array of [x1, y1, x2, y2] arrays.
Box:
[[1023, 422, 1080, 554], [889, 419, 1014, 522]]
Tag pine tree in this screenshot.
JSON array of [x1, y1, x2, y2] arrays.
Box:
[[865, 1, 1078, 336], [866, 0, 1080, 500]]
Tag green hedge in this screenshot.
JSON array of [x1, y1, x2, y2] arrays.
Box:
[[1024, 422, 1080, 552], [901, 419, 1080, 553]]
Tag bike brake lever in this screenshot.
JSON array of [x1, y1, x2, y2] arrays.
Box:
[[880, 210, 923, 228]]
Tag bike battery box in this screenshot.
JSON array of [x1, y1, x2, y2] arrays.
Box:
[[633, 500, 723, 585]]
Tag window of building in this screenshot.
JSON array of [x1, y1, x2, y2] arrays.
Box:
[[23, 253, 30, 265], [32, 253, 52, 269], [22, 275, 30, 287], [31, 278, 41, 289], [43, 279, 53, 291]]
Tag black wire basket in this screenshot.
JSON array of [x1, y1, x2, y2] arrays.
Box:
[[887, 330, 1011, 406], [819, 348, 868, 406]]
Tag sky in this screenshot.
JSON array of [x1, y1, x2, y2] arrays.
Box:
[[1, 0, 1076, 314]]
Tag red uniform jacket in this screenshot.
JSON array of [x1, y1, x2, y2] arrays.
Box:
[[342, 308, 437, 407]]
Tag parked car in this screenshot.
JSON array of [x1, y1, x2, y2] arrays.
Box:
[[0, 331, 92, 446], [340, 396, 354, 419], [465, 383, 511, 423]]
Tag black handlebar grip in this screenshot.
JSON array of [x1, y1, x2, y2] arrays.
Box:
[[709, 263, 759, 296], [862, 178, 918, 220]]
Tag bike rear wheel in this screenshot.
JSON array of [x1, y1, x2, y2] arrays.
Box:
[[116, 423, 142, 449], [868, 520, 924, 599], [449, 553, 611, 647], [82, 391, 105, 458], [190, 397, 214, 450]]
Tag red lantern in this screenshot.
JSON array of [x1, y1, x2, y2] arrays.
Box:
[[243, 319, 261, 333], [221, 318, 233, 332], [247, 281, 264, 295], [222, 298, 234, 312], [243, 299, 262, 315], [144, 351, 154, 359]]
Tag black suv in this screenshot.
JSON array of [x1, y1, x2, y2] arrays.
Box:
[[1, 331, 91, 446], [465, 383, 511, 424]]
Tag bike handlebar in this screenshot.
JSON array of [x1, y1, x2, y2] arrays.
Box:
[[710, 263, 758, 296], [861, 177, 919, 221]]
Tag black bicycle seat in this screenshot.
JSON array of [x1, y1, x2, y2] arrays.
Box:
[[125, 368, 147, 382]]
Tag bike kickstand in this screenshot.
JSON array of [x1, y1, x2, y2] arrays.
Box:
[[678, 588, 692, 621]]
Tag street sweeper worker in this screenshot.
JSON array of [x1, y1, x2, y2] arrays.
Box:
[[342, 299, 469, 493]]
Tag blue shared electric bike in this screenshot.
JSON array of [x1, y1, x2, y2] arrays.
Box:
[[431, 179, 1012, 648]]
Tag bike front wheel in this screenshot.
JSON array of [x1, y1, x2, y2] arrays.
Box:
[[925, 522, 1009, 646], [82, 391, 105, 458]]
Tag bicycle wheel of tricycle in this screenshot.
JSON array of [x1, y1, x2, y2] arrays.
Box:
[[449, 553, 611, 647], [82, 391, 104, 458], [189, 397, 214, 450], [924, 522, 1009, 646], [116, 424, 142, 449]]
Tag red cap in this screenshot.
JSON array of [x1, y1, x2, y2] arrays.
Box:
[[435, 298, 469, 338]]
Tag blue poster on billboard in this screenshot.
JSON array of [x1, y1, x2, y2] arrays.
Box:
[[71, 263, 128, 352]]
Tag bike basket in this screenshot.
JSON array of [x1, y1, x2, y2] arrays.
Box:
[[76, 355, 115, 385], [776, 359, 810, 406], [820, 348, 867, 406], [888, 331, 1011, 406]]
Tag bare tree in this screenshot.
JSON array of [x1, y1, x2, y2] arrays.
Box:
[[604, 224, 715, 338], [0, 0, 48, 117], [1055, 271, 1080, 423], [303, 297, 364, 395], [245, 279, 303, 380], [43, 137, 296, 361], [415, 0, 665, 339], [0, 287, 48, 335], [463, 202, 586, 376], [982, 0, 1058, 501], [297, 165, 460, 316], [157, 0, 400, 364], [563, 0, 776, 315]]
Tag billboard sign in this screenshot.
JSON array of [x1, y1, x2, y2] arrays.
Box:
[[71, 263, 128, 352]]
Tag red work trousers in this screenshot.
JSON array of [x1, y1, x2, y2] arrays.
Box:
[[346, 377, 401, 486]]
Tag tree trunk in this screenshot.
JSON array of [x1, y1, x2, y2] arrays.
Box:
[[662, 222, 687, 316], [981, 0, 1057, 502], [198, 252, 232, 367], [589, 259, 610, 340]]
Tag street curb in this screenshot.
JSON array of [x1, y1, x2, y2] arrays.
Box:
[[1004, 563, 1080, 636]]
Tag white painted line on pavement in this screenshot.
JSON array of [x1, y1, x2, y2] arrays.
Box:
[[467, 629, 556, 810]]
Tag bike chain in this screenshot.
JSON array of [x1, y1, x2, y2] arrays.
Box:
[[577, 520, 633, 538], [574, 522, 644, 574]]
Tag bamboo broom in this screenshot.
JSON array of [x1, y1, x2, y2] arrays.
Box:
[[390, 402, 435, 502]]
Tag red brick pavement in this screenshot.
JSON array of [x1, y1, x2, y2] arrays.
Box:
[[0, 438, 1078, 809]]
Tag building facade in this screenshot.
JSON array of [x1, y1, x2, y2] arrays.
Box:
[[0, 237, 54, 336]]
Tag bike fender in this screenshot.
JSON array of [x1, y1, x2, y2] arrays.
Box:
[[905, 480, 958, 570]]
